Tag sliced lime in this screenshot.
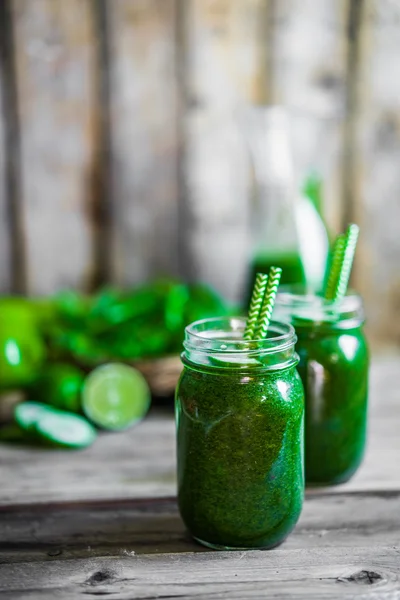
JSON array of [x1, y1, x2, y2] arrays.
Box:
[[82, 363, 150, 430], [15, 401, 97, 449], [34, 411, 97, 449], [14, 401, 54, 431]]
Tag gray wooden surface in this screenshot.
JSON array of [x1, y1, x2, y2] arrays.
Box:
[[1, 355, 400, 598], [182, 0, 259, 301], [271, 0, 347, 234], [107, 0, 180, 286], [352, 0, 400, 346], [0, 4, 13, 294], [0, 0, 400, 345], [0, 65, 10, 292], [11, 0, 98, 294]]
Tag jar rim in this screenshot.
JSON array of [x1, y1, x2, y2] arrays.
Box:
[[275, 287, 364, 326], [182, 317, 298, 372], [183, 317, 298, 371], [185, 316, 296, 350]]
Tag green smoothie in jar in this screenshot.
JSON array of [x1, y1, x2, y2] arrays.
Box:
[[275, 291, 369, 485], [175, 316, 304, 550]]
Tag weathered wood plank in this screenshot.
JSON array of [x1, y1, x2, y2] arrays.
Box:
[[0, 58, 11, 292], [182, 0, 270, 302], [270, 0, 348, 233], [106, 0, 179, 285], [0, 4, 12, 292], [1, 545, 399, 598], [0, 411, 176, 506], [0, 491, 399, 564], [0, 356, 399, 506], [11, 0, 98, 294], [338, 353, 400, 493], [350, 0, 400, 345]]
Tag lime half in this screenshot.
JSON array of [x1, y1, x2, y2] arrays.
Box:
[[82, 363, 151, 430]]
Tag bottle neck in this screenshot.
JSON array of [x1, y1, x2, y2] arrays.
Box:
[[183, 317, 298, 372], [245, 106, 299, 254]]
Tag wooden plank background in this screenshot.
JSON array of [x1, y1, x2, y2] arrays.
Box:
[[107, 0, 180, 285], [0, 2, 13, 292], [0, 47, 10, 293], [11, 0, 98, 294], [0, 0, 399, 344]]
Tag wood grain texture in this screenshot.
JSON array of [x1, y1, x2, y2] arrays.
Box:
[[12, 0, 98, 295], [106, 0, 179, 286], [0, 411, 176, 506], [182, 0, 270, 303], [0, 0, 26, 294], [0, 1, 15, 293], [1, 356, 399, 507], [350, 0, 400, 345], [0, 491, 399, 563], [1, 356, 400, 598], [1, 545, 399, 598], [0, 56, 11, 291], [270, 0, 348, 233]]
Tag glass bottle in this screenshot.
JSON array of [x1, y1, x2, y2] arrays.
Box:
[[244, 107, 329, 301], [275, 290, 369, 485], [175, 316, 304, 550]]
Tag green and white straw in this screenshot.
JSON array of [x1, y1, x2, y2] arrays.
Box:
[[324, 233, 346, 300], [254, 266, 282, 340], [244, 273, 268, 340], [324, 223, 359, 303]]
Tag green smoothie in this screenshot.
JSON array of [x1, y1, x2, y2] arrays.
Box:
[[175, 317, 304, 550], [275, 292, 369, 485], [246, 252, 305, 305]]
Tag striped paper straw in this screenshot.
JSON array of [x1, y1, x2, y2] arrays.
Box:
[[324, 233, 346, 301], [331, 223, 359, 302], [244, 273, 269, 340], [254, 266, 282, 340]]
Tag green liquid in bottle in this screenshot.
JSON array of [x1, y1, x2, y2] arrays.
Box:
[[246, 251, 305, 306]]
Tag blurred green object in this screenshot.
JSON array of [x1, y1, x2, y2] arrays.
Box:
[[0, 279, 231, 398], [14, 401, 97, 449], [82, 363, 151, 430], [302, 170, 324, 217], [0, 280, 230, 448], [44, 279, 232, 366], [15, 400, 58, 432], [0, 298, 46, 390], [0, 423, 25, 442], [32, 363, 85, 413]]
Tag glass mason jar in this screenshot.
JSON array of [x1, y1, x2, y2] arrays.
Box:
[[275, 291, 369, 486], [175, 317, 304, 550]]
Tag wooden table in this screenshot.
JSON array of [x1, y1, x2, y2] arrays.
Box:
[[1, 355, 400, 599]]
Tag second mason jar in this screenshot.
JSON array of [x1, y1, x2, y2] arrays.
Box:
[[275, 291, 369, 486], [175, 317, 304, 550]]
